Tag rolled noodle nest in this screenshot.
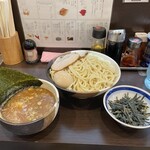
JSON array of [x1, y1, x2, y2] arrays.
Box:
[[50, 54, 118, 93]]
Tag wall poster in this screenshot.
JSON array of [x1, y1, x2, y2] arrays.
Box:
[[17, 0, 114, 48]]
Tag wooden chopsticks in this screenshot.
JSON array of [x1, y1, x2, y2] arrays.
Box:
[[0, 0, 15, 38]]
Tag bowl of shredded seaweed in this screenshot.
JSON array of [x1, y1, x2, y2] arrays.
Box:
[[103, 85, 150, 129]]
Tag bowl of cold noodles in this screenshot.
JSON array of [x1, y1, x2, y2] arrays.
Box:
[[103, 85, 150, 129], [47, 50, 121, 99], [0, 78, 59, 135]]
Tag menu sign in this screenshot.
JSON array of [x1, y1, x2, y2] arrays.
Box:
[[17, 0, 114, 48]]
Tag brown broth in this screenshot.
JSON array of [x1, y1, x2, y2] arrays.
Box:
[[1, 87, 55, 123]]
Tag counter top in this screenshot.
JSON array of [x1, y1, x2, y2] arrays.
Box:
[[0, 61, 150, 150]]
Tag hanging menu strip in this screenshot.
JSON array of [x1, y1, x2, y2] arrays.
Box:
[[123, 0, 149, 3]]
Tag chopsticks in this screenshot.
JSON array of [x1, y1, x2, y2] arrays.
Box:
[[0, 0, 15, 38]]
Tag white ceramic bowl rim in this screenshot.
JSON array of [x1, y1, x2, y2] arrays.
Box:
[[103, 85, 150, 129]]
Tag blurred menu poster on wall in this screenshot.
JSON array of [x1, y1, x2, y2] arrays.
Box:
[[17, 0, 114, 48]]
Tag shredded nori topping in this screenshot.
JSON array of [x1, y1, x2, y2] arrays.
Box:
[[109, 93, 150, 126]]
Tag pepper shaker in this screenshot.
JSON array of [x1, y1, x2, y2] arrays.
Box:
[[23, 39, 39, 64]]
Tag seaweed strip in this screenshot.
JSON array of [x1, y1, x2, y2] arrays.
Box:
[[0, 67, 42, 104]]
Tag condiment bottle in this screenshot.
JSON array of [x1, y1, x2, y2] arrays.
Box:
[[91, 26, 106, 53], [141, 32, 150, 67], [105, 29, 126, 64], [135, 32, 148, 65], [23, 39, 39, 64], [121, 37, 142, 67], [144, 63, 150, 89]]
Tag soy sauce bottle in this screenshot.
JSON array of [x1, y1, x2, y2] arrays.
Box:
[[105, 29, 126, 64]]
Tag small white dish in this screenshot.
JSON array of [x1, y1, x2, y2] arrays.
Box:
[[103, 85, 150, 129]]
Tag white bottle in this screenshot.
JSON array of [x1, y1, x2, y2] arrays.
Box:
[[144, 64, 150, 89]]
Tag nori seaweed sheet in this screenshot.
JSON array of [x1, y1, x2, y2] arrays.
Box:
[[0, 67, 42, 104]]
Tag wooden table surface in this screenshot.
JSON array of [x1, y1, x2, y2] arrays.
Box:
[[0, 61, 150, 150]]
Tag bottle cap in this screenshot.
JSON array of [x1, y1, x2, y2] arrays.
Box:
[[107, 29, 126, 42], [127, 37, 142, 49], [23, 39, 36, 50], [135, 32, 148, 42], [92, 26, 106, 39]]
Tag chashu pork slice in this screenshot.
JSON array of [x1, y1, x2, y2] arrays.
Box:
[[51, 53, 80, 71]]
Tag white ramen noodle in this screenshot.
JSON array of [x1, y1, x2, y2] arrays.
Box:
[[50, 53, 118, 93]]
